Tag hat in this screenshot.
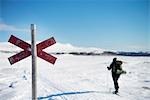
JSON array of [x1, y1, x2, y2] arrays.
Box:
[[113, 58, 117, 62]]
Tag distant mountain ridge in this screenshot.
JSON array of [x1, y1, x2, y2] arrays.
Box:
[[0, 42, 150, 56]]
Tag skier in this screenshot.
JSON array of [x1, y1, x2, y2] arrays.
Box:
[[107, 58, 126, 94]]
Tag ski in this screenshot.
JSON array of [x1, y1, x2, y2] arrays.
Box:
[[112, 91, 121, 96]]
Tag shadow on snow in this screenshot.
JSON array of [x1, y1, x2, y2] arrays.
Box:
[[38, 90, 100, 100]]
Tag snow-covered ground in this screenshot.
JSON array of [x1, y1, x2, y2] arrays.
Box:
[[0, 43, 150, 100]]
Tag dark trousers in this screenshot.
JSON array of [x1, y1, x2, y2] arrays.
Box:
[[112, 73, 120, 91]]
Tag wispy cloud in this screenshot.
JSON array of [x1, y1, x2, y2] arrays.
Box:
[[0, 23, 29, 32]]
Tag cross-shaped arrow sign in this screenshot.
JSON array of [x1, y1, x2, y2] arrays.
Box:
[[8, 35, 57, 65]]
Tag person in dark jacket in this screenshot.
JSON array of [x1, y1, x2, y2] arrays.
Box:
[[107, 58, 126, 94]]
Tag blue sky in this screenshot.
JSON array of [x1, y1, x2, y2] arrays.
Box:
[[0, 0, 149, 51]]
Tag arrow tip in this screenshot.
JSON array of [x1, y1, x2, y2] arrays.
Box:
[[8, 57, 14, 65]]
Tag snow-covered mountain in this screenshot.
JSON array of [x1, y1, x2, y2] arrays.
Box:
[[0, 42, 104, 53], [0, 42, 150, 56], [0, 42, 23, 53]]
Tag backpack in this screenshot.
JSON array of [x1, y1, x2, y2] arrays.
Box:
[[116, 61, 126, 74]]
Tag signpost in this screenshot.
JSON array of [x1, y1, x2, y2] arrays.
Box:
[[31, 24, 37, 100], [8, 24, 57, 100]]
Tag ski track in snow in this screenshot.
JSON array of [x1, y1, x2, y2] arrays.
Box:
[[38, 75, 68, 100], [0, 52, 150, 100]]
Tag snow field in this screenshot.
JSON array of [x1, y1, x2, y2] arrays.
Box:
[[0, 52, 150, 100]]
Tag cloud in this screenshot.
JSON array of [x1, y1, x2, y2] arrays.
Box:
[[0, 23, 29, 32]]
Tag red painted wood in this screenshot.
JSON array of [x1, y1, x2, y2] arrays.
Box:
[[8, 35, 57, 65], [37, 51, 57, 64]]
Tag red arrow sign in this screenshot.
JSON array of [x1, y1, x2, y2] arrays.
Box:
[[37, 37, 57, 64], [8, 35, 31, 64], [8, 35, 31, 50], [8, 35, 57, 65], [37, 37, 56, 50], [37, 51, 57, 64]]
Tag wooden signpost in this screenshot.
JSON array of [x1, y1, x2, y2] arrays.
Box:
[[8, 24, 57, 100]]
